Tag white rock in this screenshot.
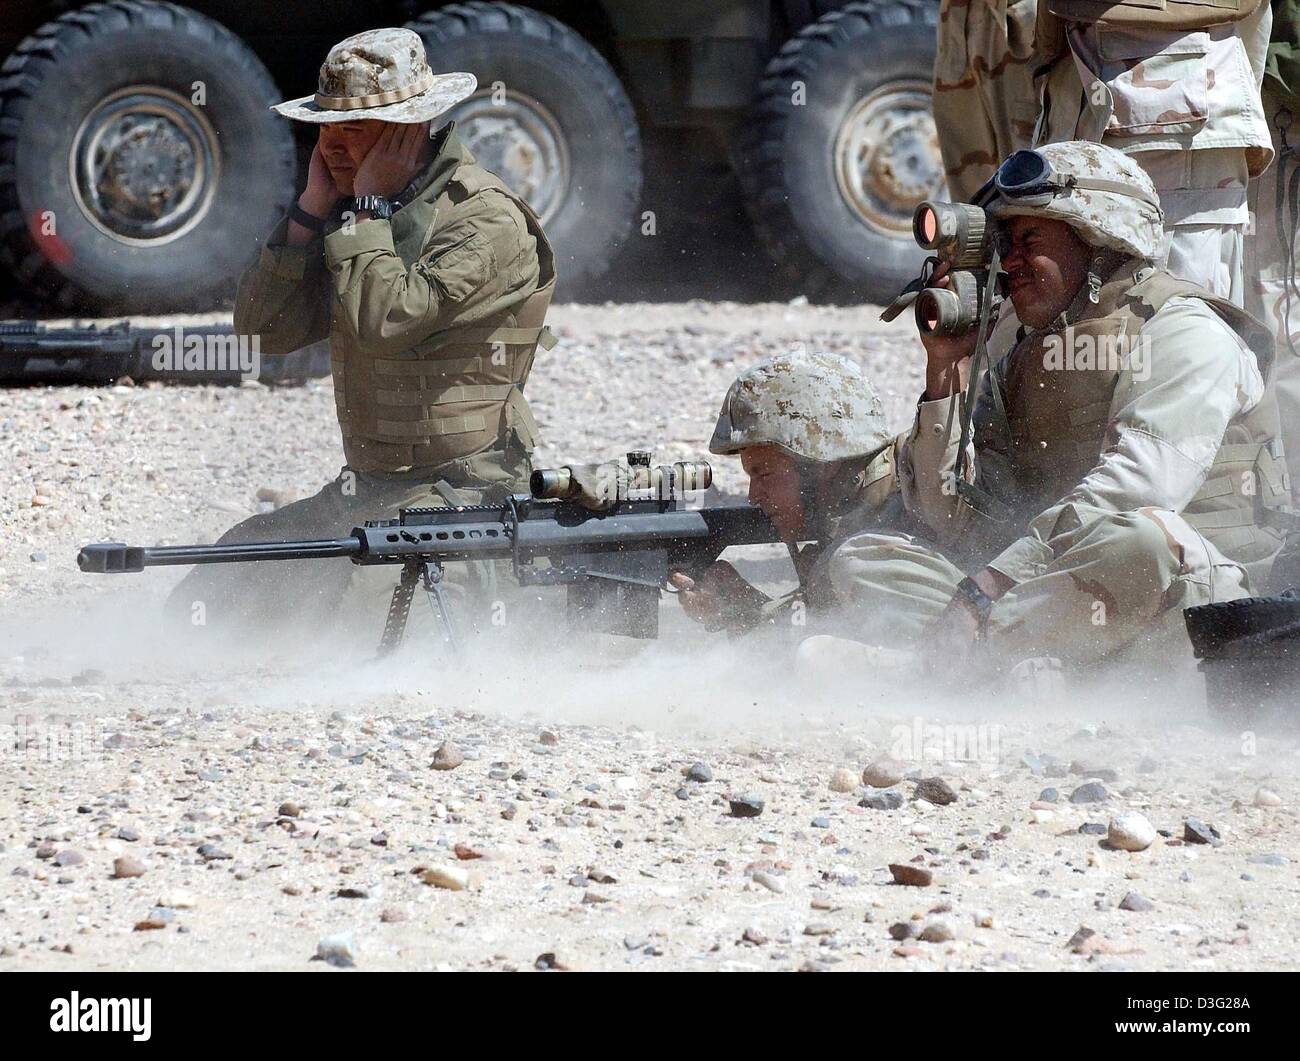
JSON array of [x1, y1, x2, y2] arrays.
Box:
[[973, 910, 994, 928], [829, 767, 857, 793], [316, 932, 356, 966], [1108, 812, 1156, 852], [1031, 809, 1055, 824], [1255, 787, 1282, 807], [421, 865, 470, 891], [751, 870, 785, 894], [158, 888, 197, 909]]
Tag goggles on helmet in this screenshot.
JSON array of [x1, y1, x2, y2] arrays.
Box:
[[972, 149, 1160, 211]]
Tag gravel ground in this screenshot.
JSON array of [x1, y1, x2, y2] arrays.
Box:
[[1, 301, 1298, 972]]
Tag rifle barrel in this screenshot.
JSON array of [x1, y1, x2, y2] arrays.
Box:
[[77, 538, 361, 573]]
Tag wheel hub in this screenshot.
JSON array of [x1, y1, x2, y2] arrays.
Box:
[[70, 87, 220, 245], [450, 90, 570, 225], [835, 83, 945, 237]]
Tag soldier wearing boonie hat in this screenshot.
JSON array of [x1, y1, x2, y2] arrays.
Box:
[[169, 28, 558, 640]]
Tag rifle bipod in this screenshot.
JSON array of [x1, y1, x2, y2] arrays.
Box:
[[378, 557, 459, 658]]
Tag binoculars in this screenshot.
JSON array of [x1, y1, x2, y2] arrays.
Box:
[[908, 201, 1004, 338]]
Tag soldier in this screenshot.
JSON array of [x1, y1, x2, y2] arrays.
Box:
[[1033, 1, 1274, 305], [1249, 0, 1300, 508], [832, 142, 1290, 676], [933, 0, 1041, 202], [670, 352, 900, 635], [169, 28, 555, 637]]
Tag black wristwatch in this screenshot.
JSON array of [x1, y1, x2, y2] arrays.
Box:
[[351, 195, 395, 221], [954, 576, 994, 638], [289, 202, 328, 233]]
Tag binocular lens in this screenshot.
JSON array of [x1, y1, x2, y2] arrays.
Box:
[[917, 206, 938, 246], [912, 201, 989, 268]]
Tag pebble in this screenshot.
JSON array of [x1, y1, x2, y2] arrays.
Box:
[[111, 856, 146, 879], [919, 921, 954, 943], [888, 921, 919, 940], [278, 801, 302, 818], [863, 759, 906, 788], [1254, 787, 1282, 808], [913, 777, 957, 806], [1069, 782, 1109, 804], [1038, 787, 1059, 803], [686, 763, 713, 783], [315, 932, 356, 968], [828, 767, 857, 793], [380, 908, 408, 923], [115, 827, 140, 842], [973, 910, 993, 928], [159, 889, 196, 909], [1107, 812, 1156, 852], [751, 870, 785, 894], [431, 742, 465, 771], [421, 865, 470, 890], [1118, 891, 1155, 912], [538, 730, 559, 746], [1183, 818, 1221, 846], [729, 794, 765, 818], [1246, 853, 1288, 867], [52, 850, 85, 868], [858, 790, 904, 811], [1079, 822, 1107, 835], [889, 864, 932, 887]]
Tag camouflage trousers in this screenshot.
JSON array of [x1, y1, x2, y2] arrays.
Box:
[[165, 448, 531, 650], [932, 0, 1039, 202], [823, 505, 1250, 672], [1247, 91, 1300, 504], [1145, 148, 1249, 305]]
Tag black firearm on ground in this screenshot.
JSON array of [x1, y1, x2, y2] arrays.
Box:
[[77, 455, 781, 651]]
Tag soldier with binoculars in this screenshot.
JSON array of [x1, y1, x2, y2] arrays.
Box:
[[825, 141, 1291, 679]]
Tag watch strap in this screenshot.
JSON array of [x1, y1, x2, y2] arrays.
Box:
[[289, 202, 327, 233], [954, 576, 994, 638]]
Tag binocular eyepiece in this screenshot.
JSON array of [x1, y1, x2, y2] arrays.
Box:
[[531, 454, 712, 511]]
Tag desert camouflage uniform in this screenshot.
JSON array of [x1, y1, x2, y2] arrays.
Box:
[[831, 143, 1288, 673], [697, 352, 903, 635], [933, 0, 1041, 201], [1242, 83, 1300, 504], [1035, 4, 1275, 304]]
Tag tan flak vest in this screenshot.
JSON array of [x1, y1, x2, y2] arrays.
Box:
[[332, 159, 556, 475], [978, 262, 1291, 584]]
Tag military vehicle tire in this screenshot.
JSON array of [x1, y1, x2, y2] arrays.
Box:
[[0, 1, 295, 314], [408, 3, 642, 296], [739, 1, 943, 303]]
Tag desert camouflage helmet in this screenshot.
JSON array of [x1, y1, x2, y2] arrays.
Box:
[[709, 351, 892, 463], [984, 142, 1164, 261]]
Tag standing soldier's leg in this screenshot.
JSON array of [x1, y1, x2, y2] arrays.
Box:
[[933, 0, 1039, 202], [1249, 94, 1300, 504], [1142, 148, 1251, 305]]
